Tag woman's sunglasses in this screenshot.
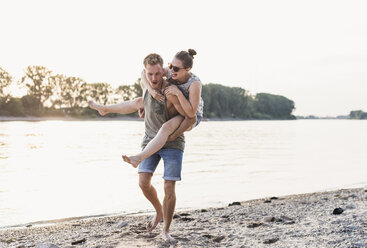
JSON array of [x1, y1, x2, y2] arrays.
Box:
[[168, 63, 185, 72]]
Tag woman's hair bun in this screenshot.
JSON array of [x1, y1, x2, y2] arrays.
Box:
[[188, 49, 197, 57]]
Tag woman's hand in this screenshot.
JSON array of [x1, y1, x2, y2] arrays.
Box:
[[149, 89, 165, 102], [164, 85, 181, 97]]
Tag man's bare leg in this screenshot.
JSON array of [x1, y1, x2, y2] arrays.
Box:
[[88, 97, 143, 115], [122, 115, 184, 168], [139, 173, 163, 232], [162, 180, 177, 244]]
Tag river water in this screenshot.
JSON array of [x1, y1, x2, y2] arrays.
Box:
[[0, 119, 366, 228]]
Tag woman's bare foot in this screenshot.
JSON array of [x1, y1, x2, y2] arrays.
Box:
[[162, 231, 178, 245], [88, 100, 108, 116], [122, 155, 141, 168], [146, 213, 163, 232]]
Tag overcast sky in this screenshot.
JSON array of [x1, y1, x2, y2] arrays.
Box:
[[1, 0, 366, 116]]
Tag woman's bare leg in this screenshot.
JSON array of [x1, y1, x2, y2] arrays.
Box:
[[88, 97, 143, 115], [88, 100, 108, 116], [122, 115, 184, 168], [164, 94, 197, 141], [167, 116, 196, 142]]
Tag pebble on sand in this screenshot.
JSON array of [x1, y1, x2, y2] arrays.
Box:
[[71, 238, 86, 245], [228, 201, 241, 206], [36, 243, 59, 248], [247, 222, 263, 228], [263, 237, 279, 244], [213, 235, 225, 242], [333, 208, 344, 215], [117, 220, 129, 228]]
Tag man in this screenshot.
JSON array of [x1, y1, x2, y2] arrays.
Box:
[[89, 53, 184, 244]]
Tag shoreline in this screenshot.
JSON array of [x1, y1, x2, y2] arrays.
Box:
[[1, 187, 366, 247], [0, 116, 265, 122], [0, 116, 350, 122]]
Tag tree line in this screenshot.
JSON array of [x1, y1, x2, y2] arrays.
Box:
[[0, 66, 295, 119], [349, 110, 367, 119]]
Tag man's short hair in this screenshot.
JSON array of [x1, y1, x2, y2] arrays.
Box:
[[143, 53, 163, 68]]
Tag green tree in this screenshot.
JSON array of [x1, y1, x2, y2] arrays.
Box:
[[0, 67, 13, 97], [88, 83, 113, 105], [349, 110, 366, 119], [202, 84, 252, 118], [253, 93, 295, 119], [47, 74, 66, 108], [115, 85, 134, 101], [49, 75, 88, 108], [0, 97, 8, 115], [19, 66, 53, 108], [115, 79, 143, 102], [5, 98, 25, 116], [131, 79, 143, 98], [20, 95, 42, 116]]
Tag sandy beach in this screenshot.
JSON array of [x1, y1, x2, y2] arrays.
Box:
[[1, 187, 366, 247]]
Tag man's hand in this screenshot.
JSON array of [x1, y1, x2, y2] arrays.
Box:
[[138, 108, 145, 118], [164, 85, 181, 97], [149, 89, 165, 102]]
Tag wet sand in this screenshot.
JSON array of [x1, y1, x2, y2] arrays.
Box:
[[1, 187, 366, 248]]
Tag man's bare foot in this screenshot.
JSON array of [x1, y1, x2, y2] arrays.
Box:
[[122, 155, 141, 168], [146, 213, 163, 232], [88, 100, 108, 116], [162, 231, 178, 245]]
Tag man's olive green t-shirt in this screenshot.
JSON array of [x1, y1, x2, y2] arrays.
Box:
[[141, 90, 185, 151]]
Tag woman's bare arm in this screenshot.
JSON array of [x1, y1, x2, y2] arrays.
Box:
[[165, 81, 201, 118]]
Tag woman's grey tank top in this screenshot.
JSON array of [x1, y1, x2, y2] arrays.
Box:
[[141, 90, 185, 151], [167, 71, 204, 117]]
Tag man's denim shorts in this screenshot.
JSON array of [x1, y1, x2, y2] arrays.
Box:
[[138, 148, 183, 181]]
